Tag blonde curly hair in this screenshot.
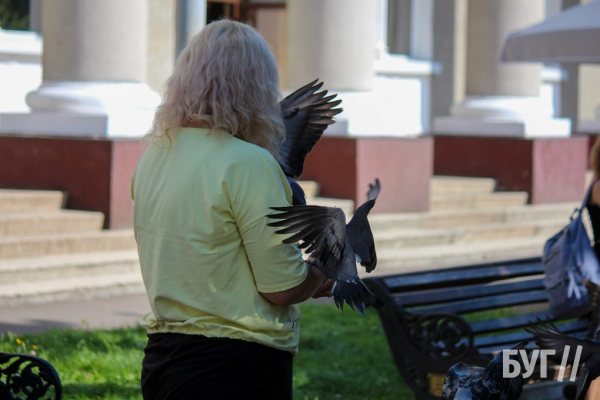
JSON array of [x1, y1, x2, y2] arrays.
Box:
[[147, 20, 284, 158]]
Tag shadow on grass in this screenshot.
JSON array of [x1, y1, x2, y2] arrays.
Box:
[[63, 382, 142, 400]]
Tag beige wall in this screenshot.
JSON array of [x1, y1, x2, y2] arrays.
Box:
[[453, 0, 468, 104], [465, 0, 545, 97], [255, 8, 289, 91], [580, 65, 600, 120]]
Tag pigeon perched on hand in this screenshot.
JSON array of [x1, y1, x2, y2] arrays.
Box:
[[442, 342, 529, 400], [266, 179, 384, 314], [278, 79, 343, 205], [527, 320, 600, 400]]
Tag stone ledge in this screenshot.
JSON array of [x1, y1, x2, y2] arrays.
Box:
[[434, 135, 589, 204], [0, 134, 145, 229], [301, 135, 434, 213]]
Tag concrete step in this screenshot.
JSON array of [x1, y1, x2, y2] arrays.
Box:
[[0, 249, 139, 284], [0, 210, 104, 235], [0, 229, 136, 259], [0, 189, 64, 212], [430, 192, 529, 211], [298, 180, 320, 199], [369, 203, 577, 231], [371, 236, 546, 275], [373, 219, 567, 250], [310, 197, 355, 215], [455, 219, 565, 243], [430, 176, 496, 195], [504, 202, 578, 222], [0, 270, 144, 307]]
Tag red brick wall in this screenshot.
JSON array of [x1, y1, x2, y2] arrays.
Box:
[[0, 135, 145, 229]]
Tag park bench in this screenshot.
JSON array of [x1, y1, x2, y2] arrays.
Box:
[[363, 257, 587, 400], [0, 352, 62, 399]]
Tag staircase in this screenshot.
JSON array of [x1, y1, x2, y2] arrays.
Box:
[[369, 177, 575, 275], [0, 189, 142, 307], [0, 177, 580, 306]]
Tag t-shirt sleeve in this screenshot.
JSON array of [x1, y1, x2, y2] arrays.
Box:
[[227, 146, 308, 294]]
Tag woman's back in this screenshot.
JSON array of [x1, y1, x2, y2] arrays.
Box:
[[132, 128, 307, 354]]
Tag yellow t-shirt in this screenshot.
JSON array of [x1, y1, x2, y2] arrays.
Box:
[[131, 127, 308, 355]]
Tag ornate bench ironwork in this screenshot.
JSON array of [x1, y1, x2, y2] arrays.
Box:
[[364, 257, 584, 400], [0, 352, 62, 400]]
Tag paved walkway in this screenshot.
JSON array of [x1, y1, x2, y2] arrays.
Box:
[[0, 293, 151, 334], [0, 294, 333, 335]]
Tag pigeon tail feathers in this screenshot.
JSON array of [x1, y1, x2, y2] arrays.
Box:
[[331, 279, 385, 315]]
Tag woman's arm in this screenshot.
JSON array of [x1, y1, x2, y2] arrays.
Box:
[[229, 147, 330, 305], [260, 263, 331, 306], [592, 179, 600, 206]]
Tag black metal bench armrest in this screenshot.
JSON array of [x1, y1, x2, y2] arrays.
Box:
[[365, 277, 477, 369], [400, 310, 476, 368], [0, 352, 62, 400]]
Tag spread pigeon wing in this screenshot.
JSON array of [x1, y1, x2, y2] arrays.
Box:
[[279, 80, 343, 179], [526, 321, 600, 364], [347, 178, 381, 273], [266, 205, 347, 278]]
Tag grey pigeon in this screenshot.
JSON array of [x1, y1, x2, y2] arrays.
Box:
[[442, 342, 529, 400], [278, 79, 343, 205], [266, 179, 384, 314], [528, 283, 600, 400]]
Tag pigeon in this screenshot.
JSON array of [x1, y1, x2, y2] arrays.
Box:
[[527, 318, 600, 400], [266, 178, 385, 314], [585, 280, 600, 338], [442, 342, 529, 400], [278, 79, 343, 205]]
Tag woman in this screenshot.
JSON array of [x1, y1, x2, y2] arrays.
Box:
[[587, 137, 600, 400], [132, 20, 332, 399], [589, 137, 600, 260]]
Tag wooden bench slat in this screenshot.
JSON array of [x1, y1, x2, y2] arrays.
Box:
[[366, 256, 590, 400], [470, 310, 554, 334], [396, 277, 545, 307], [478, 330, 589, 354], [410, 290, 548, 315], [474, 320, 589, 348], [383, 260, 543, 291]]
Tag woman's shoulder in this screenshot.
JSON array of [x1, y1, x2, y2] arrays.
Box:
[[227, 138, 280, 170]]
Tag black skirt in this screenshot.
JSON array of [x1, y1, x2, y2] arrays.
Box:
[[141, 332, 293, 400]]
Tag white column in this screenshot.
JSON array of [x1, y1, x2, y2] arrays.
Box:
[[409, 0, 434, 60], [433, 0, 571, 137], [376, 0, 390, 57], [146, 0, 177, 94], [176, 0, 207, 56], [286, 0, 376, 91], [0, 0, 161, 138]]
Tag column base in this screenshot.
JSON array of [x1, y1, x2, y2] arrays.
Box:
[[579, 120, 600, 134], [0, 81, 161, 138], [294, 74, 429, 138], [433, 116, 571, 137], [0, 110, 155, 138]]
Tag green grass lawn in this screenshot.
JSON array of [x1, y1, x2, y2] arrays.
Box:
[[0, 304, 412, 400]]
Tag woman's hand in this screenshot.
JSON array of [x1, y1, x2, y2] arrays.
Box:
[[312, 279, 334, 299]]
